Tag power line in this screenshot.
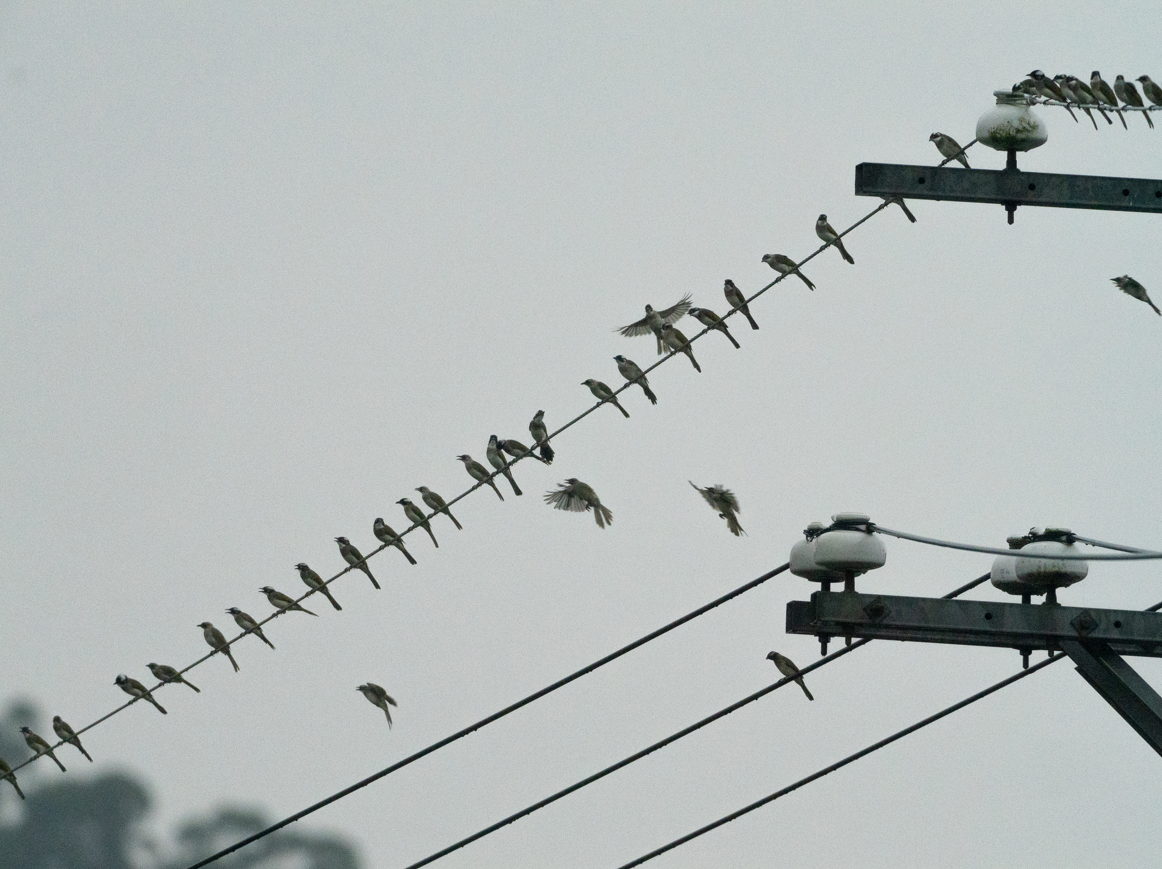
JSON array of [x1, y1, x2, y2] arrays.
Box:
[[871, 524, 1162, 561]]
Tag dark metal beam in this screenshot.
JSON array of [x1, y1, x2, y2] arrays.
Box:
[[1060, 640, 1162, 758]]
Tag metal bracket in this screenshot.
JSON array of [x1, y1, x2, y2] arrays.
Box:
[[1060, 640, 1162, 758]]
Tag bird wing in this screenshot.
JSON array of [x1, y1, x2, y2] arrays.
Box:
[[714, 486, 741, 513], [618, 315, 654, 337], [657, 293, 692, 324], [545, 485, 590, 512]]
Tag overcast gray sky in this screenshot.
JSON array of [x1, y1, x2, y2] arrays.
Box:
[[2, 2, 1160, 867]]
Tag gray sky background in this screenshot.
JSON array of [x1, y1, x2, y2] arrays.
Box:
[[2, 2, 1160, 866]]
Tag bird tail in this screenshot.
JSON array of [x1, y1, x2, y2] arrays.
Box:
[[1115, 108, 1127, 129], [538, 442, 554, 463], [257, 630, 277, 650], [447, 509, 463, 530], [149, 696, 168, 715], [1145, 112, 1155, 130], [1064, 104, 1078, 123], [184, 677, 202, 692], [741, 305, 759, 330], [360, 565, 380, 590], [725, 513, 746, 537], [1081, 106, 1098, 129], [613, 398, 630, 418], [641, 382, 659, 404], [594, 504, 613, 529], [797, 679, 814, 701], [503, 467, 523, 496], [323, 588, 343, 610], [1151, 300, 1161, 316], [424, 524, 440, 547], [383, 706, 393, 727], [80, 744, 93, 762], [836, 239, 855, 264], [889, 198, 916, 225], [50, 753, 66, 772], [686, 348, 702, 373], [488, 479, 505, 500], [396, 541, 418, 564], [226, 649, 240, 672], [5, 776, 24, 799], [719, 325, 741, 348]]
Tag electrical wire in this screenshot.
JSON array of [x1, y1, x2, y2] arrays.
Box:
[[1070, 534, 1158, 554], [871, 524, 1162, 561]]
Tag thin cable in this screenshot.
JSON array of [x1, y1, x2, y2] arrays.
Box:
[[615, 653, 1065, 869], [872, 524, 1162, 561], [1070, 534, 1157, 554]]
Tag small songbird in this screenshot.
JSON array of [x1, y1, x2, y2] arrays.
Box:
[[296, 562, 343, 610], [335, 536, 380, 589], [882, 196, 917, 222], [115, 675, 167, 714], [147, 662, 200, 693], [583, 378, 631, 417], [487, 434, 522, 496], [1064, 75, 1112, 126], [1055, 75, 1098, 129], [618, 294, 693, 354], [660, 324, 701, 373], [687, 308, 740, 349], [52, 716, 93, 762], [1091, 71, 1127, 129], [816, 214, 855, 264], [458, 454, 504, 500], [1137, 75, 1162, 107], [929, 132, 970, 168], [529, 410, 554, 464], [261, 586, 317, 616], [0, 757, 24, 800], [357, 683, 398, 727], [1028, 69, 1078, 122], [723, 279, 759, 329], [226, 607, 276, 650], [544, 478, 613, 529], [21, 726, 66, 771], [417, 486, 462, 530], [1114, 75, 1154, 129], [373, 519, 418, 565], [614, 354, 659, 403], [398, 497, 439, 547], [500, 437, 549, 465], [199, 621, 240, 672], [766, 652, 814, 701], [1111, 276, 1161, 315], [762, 253, 816, 290], [689, 481, 745, 537]]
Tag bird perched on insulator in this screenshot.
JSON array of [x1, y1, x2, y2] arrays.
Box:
[[618, 294, 692, 354], [660, 324, 701, 372], [1111, 276, 1161, 315], [357, 683, 398, 727], [614, 354, 659, 403], [487, 434, 522, 496], [687, 308, 740, 349], [544, 478, 613, 529], [261, 586, 317, 616], [767, 652, 814, 700], [398, 497, 439, 547], [1114, 75, 1154, 129], [723, 279, 759, 329], [52, 716, 93, 762], [689, 481, 745, 537], [296, 562, 343, 609], [582, 378, 630, 417], [0, 757, 24, 799], [372, 519, 417, 565], [529, 410, 554, 464], [335, 536, 380, 589], [761, 254, 816, 290], [147, 662, 200, 693], [458, 454, 504, 500], [198, 621, 239, 671], [115, 675, 167, 714], [21, 726, 65, 771], [226, 607, 275, 650], [417, 486, 462, 530]]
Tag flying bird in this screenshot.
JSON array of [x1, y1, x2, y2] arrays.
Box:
[[199, 621, 239, 672], [458, 454, 504, 500], [723, 279, 759, 329], [373, 519, 418, 565], [21, 726, 66, 771], [335, 536, 380, 589], [614, 354, 659, 402], [929, 132, 969, 168], [487, 434, 522, 496], [766, 652, 814, 700], [661, 324, 701, 372], [762, 253, 816, 290], [418, 486, 462, 530], [398, 497, 439, 547], [147, 662, 200, 693], [226, 607, 276, 650], [357, 683, 398, 727], [529, 410, 554, 464], [115, 674, 168, 714], [0, 757, 24, 800], [261, 586, 317, 616], [815, 214, 855, 264], [296, 562, 343, 609], [52, 716, 93, 762], [687, 307, 741, 348], [689, 481, 745, 537], [1111, 275, 1161, 315], [1114, 75, 1154, 128], [583, 378, 631, 417], [544, 479, 613, 529], [618, 294, 693, 354]]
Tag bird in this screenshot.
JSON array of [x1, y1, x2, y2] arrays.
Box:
[[1027, 69, 1078, 122], [660, 324, 701, 372], [1065, 75, 1112, 126], [766, 652, 813, 700], [618, 294, 693, 354], [614, 354, 659, 402], [417, 486, 462, 530], [815, 214, 854, 264], [398, 497, 439, 547], [458, 454, 504, 500], [582, 378, 631, 417], [544, 478, 613, 529], [487, 434, 522, 496], [1111, 276, 1161, 315], [21, 726, 66, 771], [529, 410, 554, 464], [357, 683, 398, 727], [1091, 71, 1127, 129], [761, 253, 816, 290], [499, 437, 549, 465], [296, 562, 343, 609], [147, 662, 200, 693], [261, 586, 317, 616], [1114, 75, 1154, 129], [689, 481, 745, 537], [335, 536, 380, 589], [52, 716, 93, 762], [687, 308, 740, 349], [226, 607, 276, 650], [723, 279, 759, 329], [882, 196, 917, 223], [115, 674, 167, 714], [1137, 75, 1162, 108], [929, 132, 969, 168], [0, 757, 24, 800], [373, 519, 418, 565], [1054, 74, 1098, 129], [199, 622, 239, 672]]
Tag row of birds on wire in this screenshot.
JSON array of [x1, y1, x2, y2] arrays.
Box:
[[1018, 70, 1162, 130]]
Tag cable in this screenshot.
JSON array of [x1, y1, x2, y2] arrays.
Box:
[[1070, 534, 1158, 554], [871, 524, 1162, 561]]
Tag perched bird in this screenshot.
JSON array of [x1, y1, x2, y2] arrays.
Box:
[[296, 562, 343, 610], [723, 279, 759, 329], [373, 519, 418, 565], [929, 132, 970, 168], [882, 196, 917, 223], [487, 434, 522, 496], [1111, 275, 1161, 315], [417, 486, 462, 530], [52, 716, 93, 762], [529, 410, 554, 464], [687, 308, 740, 349], [398, 497, 439, 547], [458, 454, 504, 500], [335, 536, 380, 589], [147, 662, 200, 693], [614, 354, 659, 402], [199, 621, 239, 672], [1027, 69, 1078, 122], [544, 478, 613, 529], [261, 586, 317, 616], [499, 437, 549, 465], [0, 757, 24, 800], [1137, 75, 1162, 108], [1114, 75, 1154, 129], [357, 683, 398, 727], [115, 675, 167, 714], [618, 294, 693, 354], [1091, 71, 1127, 129], [689, 481, 745, 537], [661, 324, 701, 373], [582, 378, 631, 417], [21, 726, 66, 771], [762, 253, 816, 290], [1069, 75, 1113, 125], [766, 652, 814, 700], [815, 214, 855, 264], [1054, 74, 1098, 128], [226, 607, 276, 650]]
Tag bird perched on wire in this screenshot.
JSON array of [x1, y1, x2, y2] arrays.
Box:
[[1111, 275, 1161, 315], [761, 254, 816, 290], [1068, 75, 1113, 125], [723, 279, 759, 329], [545, 478, 613, 529], [261, 586, 317, 616], [372, 519, 418, 565], [21, 726, 65, 771], [687, 308, 740, 349], [614, 354, 659, 402], [529, 410, 554, 464], [296, 562, 343, 609], [1114, 75, 1154, 128], [147, 662, 200, 693], [1091, 71, 1127, 129], [226, 607, 276, 650], [816, 214, 855, 264], [1137, 75, 1162, 108], [0, 757, 24, 799], [417, 486, 462, 530], [487, 434, 522, 497], [458, 454, 504, 500], [500, 437, 550, 465], [398, 497, 439, 547], [52, 716, 92, 762], [689, 481, 745, 537], [1053, 74, 1098, 129], [198, 621, 239, 671], [335, 536, 380, 589], [661, 324, 701, 373], [618, 294, 693, 354], [583, 378, 631, 417], [115, 675, 167, 714], [929, 132, 970, 168], [1027, 70, 1078, 122], [766, 652, 814, 700], [357, 683, 398, 727]]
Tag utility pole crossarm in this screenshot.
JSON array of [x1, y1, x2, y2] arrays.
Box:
[[1061, 640, 1162, 758]]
